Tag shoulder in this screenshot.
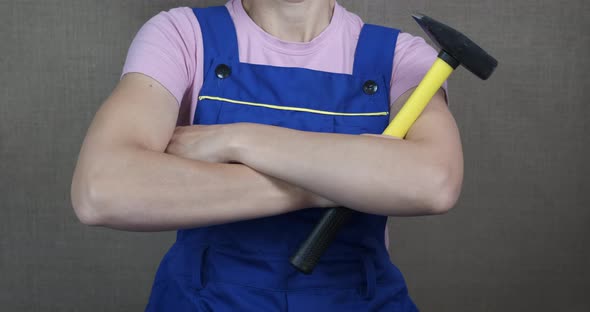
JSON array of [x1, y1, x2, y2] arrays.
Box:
[[338, 5, 432, 58], [149, 7, 196, 24], [122, 7, 202, 105], [395, 32, 436, 56], [139, 7, 199, 39], [392, 32, 439, 79], [128, 7, 201, 65]]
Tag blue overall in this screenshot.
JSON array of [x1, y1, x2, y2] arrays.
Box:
[[146, 6, 418, 312]]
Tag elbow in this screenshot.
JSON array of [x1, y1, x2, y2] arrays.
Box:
[[426, 164, 463, 215], [71, 173, 108, 227], [74, 206, 103, 227]]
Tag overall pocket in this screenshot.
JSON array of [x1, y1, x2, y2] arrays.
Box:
[[198, 95, 335, 133]]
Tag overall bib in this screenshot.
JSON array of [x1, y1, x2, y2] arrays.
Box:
[[146, 6, 418, 311]]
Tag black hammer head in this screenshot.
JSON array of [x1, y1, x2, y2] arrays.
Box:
[[413, 14, 498, 80]]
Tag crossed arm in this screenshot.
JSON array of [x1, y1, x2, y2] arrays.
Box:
[[71, 73, 463, 231]]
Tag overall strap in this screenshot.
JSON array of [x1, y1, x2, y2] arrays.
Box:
[[353, 24, 400, 89], [193, 6, 240, 70]]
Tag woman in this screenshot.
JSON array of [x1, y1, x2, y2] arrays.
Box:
[[71, 0, 463, 310]]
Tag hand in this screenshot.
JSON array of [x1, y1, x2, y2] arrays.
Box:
[[165, 124, 238, 163]]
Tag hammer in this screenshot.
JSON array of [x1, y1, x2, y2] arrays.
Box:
[[290, 13, 498, 274]]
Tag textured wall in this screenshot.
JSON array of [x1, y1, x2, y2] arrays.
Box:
[[1, 0, 588, 311]]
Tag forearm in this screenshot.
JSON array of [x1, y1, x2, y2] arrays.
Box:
[[232, 125, 459, 216], [72, 146, 319, 231]]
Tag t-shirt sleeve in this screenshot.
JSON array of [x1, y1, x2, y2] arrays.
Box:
[[122, 7, 200, 105], [389, 32, 448, 108]]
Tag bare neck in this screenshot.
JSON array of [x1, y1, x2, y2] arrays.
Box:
[[242, 0, 336, 42]]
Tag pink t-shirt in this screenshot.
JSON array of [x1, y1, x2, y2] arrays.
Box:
[[122, 0, 445, 125], [122, 0, 446, 248]]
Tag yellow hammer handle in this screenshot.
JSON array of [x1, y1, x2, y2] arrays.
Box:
[[382, 58, 455, 138]]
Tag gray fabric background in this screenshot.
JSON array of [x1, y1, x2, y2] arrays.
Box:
[[1, 0, 589, 311]]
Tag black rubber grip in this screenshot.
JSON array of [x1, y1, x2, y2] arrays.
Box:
[[290, 207, 354, 274]]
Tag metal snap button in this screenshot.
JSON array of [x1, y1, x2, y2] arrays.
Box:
[[215, 64, 231, 79], [363, 80, 378, 95]]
